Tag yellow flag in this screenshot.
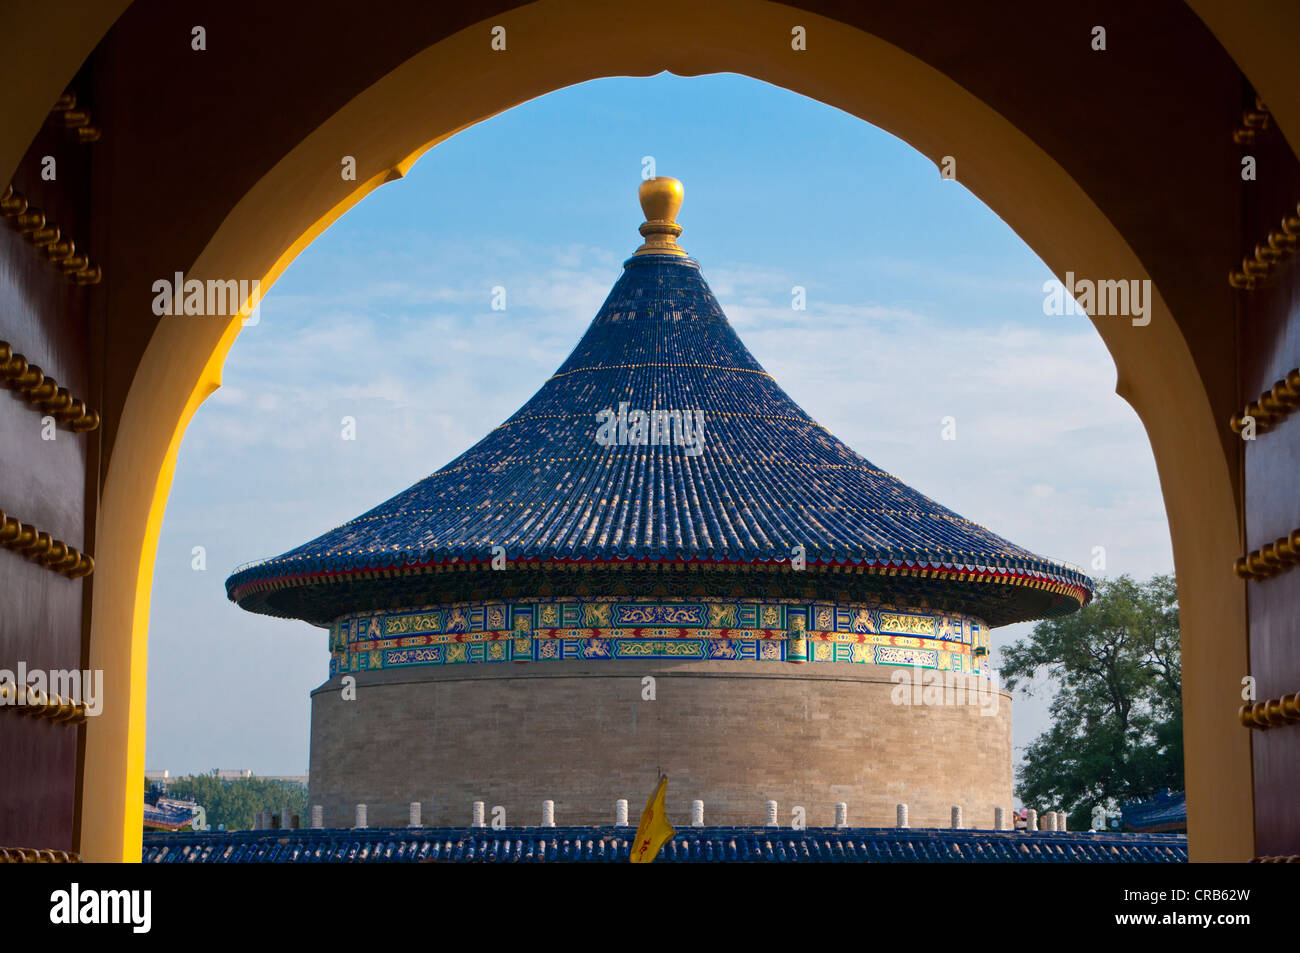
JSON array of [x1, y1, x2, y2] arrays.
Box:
[[629, 775, 675, 864]]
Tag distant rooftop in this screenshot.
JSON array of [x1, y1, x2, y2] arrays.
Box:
[[144, 770, 306, 783], [1122, 789, 1186, 833]]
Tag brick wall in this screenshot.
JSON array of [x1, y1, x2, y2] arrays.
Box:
[[308, 660, 1012, 830]]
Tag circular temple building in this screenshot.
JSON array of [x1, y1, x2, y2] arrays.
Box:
[[226, 178, 1092, 829]]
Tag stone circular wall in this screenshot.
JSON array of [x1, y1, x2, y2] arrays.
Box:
[[309, 659, 1012, 829]]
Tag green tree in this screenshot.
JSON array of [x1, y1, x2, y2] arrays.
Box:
[[164, 772, 309, 832], [999, 573, 1182, 830]]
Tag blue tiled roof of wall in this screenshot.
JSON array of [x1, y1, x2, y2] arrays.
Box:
[[143, 826, 1186, 863]]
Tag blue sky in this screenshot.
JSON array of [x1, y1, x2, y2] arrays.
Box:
[[145, 74, 1173, 781]]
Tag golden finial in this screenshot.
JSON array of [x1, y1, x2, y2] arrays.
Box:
[[634, 176, 687, 256]]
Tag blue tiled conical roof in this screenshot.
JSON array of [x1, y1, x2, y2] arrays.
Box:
[[227, 181, 1091, 626]]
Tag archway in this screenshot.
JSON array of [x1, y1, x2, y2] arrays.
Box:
[[42, 0, 1247, 860]]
